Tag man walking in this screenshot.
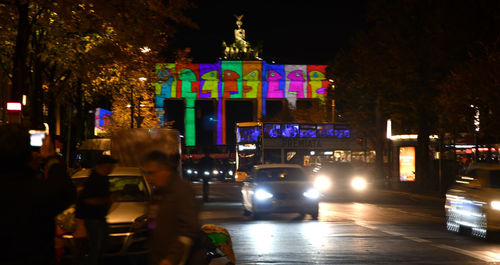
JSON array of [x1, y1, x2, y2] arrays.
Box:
[[198, 150, 216, 202], [142, 151, 203, 265], [75, 155, 117, 265]]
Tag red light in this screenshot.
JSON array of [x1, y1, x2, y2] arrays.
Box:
[[465, 149, 472, 154], [6, 102, 22, 111]]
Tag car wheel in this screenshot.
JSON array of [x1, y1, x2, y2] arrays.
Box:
[[472, 212, 488, 239], [310, 211, 319, 220], [446, 208, 460, 233], [310, 206, 319, 220], [243, 209, 251, 216], [253, 212, 263, 220]]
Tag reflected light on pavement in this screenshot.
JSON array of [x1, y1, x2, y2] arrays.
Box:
[[301, 222, 331, 250], [248, 223, 275, 255]]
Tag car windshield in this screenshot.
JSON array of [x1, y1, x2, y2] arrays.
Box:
[[489, 170, 500, 188], [256, 168, 306, 181], [73, 175, 149, 202]]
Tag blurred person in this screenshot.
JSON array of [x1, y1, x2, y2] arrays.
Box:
[[142, 151, 203, 265], [198, 149, 216, 202], [0, 124, 76, 265], [75, 155, 117, 265]]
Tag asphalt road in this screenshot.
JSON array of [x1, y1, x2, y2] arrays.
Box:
[[194, 183, 500, 265]]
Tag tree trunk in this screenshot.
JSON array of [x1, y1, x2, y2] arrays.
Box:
[[31, 50, 44, 129], [416, 112, 431, 192], [11, 3, 30, 103], [375, 96, 385, 182]]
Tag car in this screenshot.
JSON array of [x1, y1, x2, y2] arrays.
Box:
[[445, 163, 500, 238], [311, 163, 371, 195], [60, 167, 151, 257], [241, 164, 320, 219]]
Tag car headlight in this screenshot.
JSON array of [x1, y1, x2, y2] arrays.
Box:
[[213, 170, 219, 175], [131, 215, 149, 230], [314, 176, 331, 191], [187, 169, 193, 174], [303, 188, 320, 199], [204, 171, 210, 176], [228, 170, 234, 176], [351, 177, 367, 191], [491, 201, 500, 210], [255, 189, 273, 200]]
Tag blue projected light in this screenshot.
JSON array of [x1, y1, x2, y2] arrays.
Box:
[[237, 126, 261, 143], [264, 124, 281, 138], [318, 125, 334, 137], [299, 125, 317, 138], [282, 124, 299, 138], [334, 125, 351, 138]]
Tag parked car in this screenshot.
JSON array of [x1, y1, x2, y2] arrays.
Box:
[[60, 167, 151, 257], [241, 164, 319, 219], [445, 163, 500, 239]]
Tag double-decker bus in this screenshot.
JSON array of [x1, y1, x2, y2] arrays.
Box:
[[235, 122, 373, 172]]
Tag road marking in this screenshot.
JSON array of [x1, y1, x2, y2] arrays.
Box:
[[430, 244, 499, 263], [355, 221, 499, 263]]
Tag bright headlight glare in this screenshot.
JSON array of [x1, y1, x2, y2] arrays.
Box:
[[303, 188, 320, 199], [255, 189, 273, 200], [229, 170, 234, 176], [491, 201, 500, 210], [314, 176, 331, 191], [187, 169, 193, 174], [351, 177, 367, 191], [204, 171, 210, 176], [213, 170, 219, 175]]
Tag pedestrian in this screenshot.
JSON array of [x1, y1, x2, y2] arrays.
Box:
[[0, 124, 76, 265], [75, 154, 118, 265], [142, 151, 204, 265], [198, 149, 216, 202]]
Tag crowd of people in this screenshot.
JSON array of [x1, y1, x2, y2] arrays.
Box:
[[0, 124, 229, 265]]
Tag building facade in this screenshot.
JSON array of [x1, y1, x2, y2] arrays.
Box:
[[152, 61, 330, 146]]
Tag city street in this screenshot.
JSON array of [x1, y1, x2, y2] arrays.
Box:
[[193, 183, 500, 265]]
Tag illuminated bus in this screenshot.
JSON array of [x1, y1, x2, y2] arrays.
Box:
[[235, 122, 373, 171]]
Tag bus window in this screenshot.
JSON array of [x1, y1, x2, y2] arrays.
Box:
[[237, 126, 261, 143], [282, 124, 299, 137], [317, 124, 334, 137], [299, 125, 317, 138], [264, 124, 281, 138]]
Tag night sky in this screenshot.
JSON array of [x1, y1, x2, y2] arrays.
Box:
[[173, 0, 367, 65]]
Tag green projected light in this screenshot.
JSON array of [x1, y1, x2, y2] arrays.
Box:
[[154, 61, 328, 146]]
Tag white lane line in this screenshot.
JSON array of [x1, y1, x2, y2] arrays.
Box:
[[430, 244, 499, 263], [355, 221, 499, 263], [403, 236, 432, 243]]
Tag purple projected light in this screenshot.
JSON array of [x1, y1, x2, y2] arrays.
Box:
[[282, 124, 299, 138]]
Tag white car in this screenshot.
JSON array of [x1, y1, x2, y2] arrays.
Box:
[[241, 164, 319, 219], [445, 163, 500, 238], [61, 167, 151, 256]]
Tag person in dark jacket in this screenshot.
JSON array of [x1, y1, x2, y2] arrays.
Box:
[[198, 150, 216, 202], [75, 155, 117, 265], [142, 151, 202, 265], [0, 124, 76, 265]]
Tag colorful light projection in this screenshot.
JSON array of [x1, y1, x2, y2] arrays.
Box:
[[153, 61, 328, 146]]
